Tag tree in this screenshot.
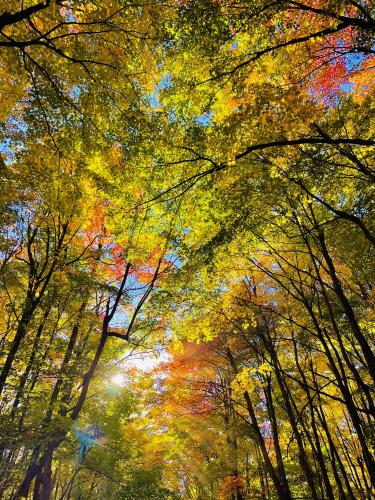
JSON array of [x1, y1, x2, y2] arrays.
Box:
[[0, 1, 374, 498]]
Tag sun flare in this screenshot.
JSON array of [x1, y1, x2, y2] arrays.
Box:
[[111, 374, 125, 387]]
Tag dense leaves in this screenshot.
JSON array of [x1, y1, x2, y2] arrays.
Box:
[[0, 1, 374, 499]]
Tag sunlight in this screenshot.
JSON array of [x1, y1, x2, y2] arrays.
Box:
[[1, 2, 373, 497], [111, 373, 125, 386], [129, 352, 170, 371]]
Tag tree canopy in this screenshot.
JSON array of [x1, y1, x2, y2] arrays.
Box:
[[0, 1, 374, 498]]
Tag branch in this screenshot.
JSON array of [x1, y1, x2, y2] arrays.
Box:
[[106, 331, 129, 341], [285, 0, 375, 30], [107, 262, 132, 322], [235, 137, 375, 162], [199, 22, 357, 84], [0, 1, 51, 31], [141, 136, 375, 206]]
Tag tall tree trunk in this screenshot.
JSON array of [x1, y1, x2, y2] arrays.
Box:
[[225, 347, 292, 500], [266, 342, 319, 500], [263, 376, 291, 499], [291, 333, 335, 500], [318, 231, 375, 385], [304, 299, 375, 485]]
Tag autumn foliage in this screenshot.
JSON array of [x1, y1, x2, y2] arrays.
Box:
[[0, 0, 374, 499]]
